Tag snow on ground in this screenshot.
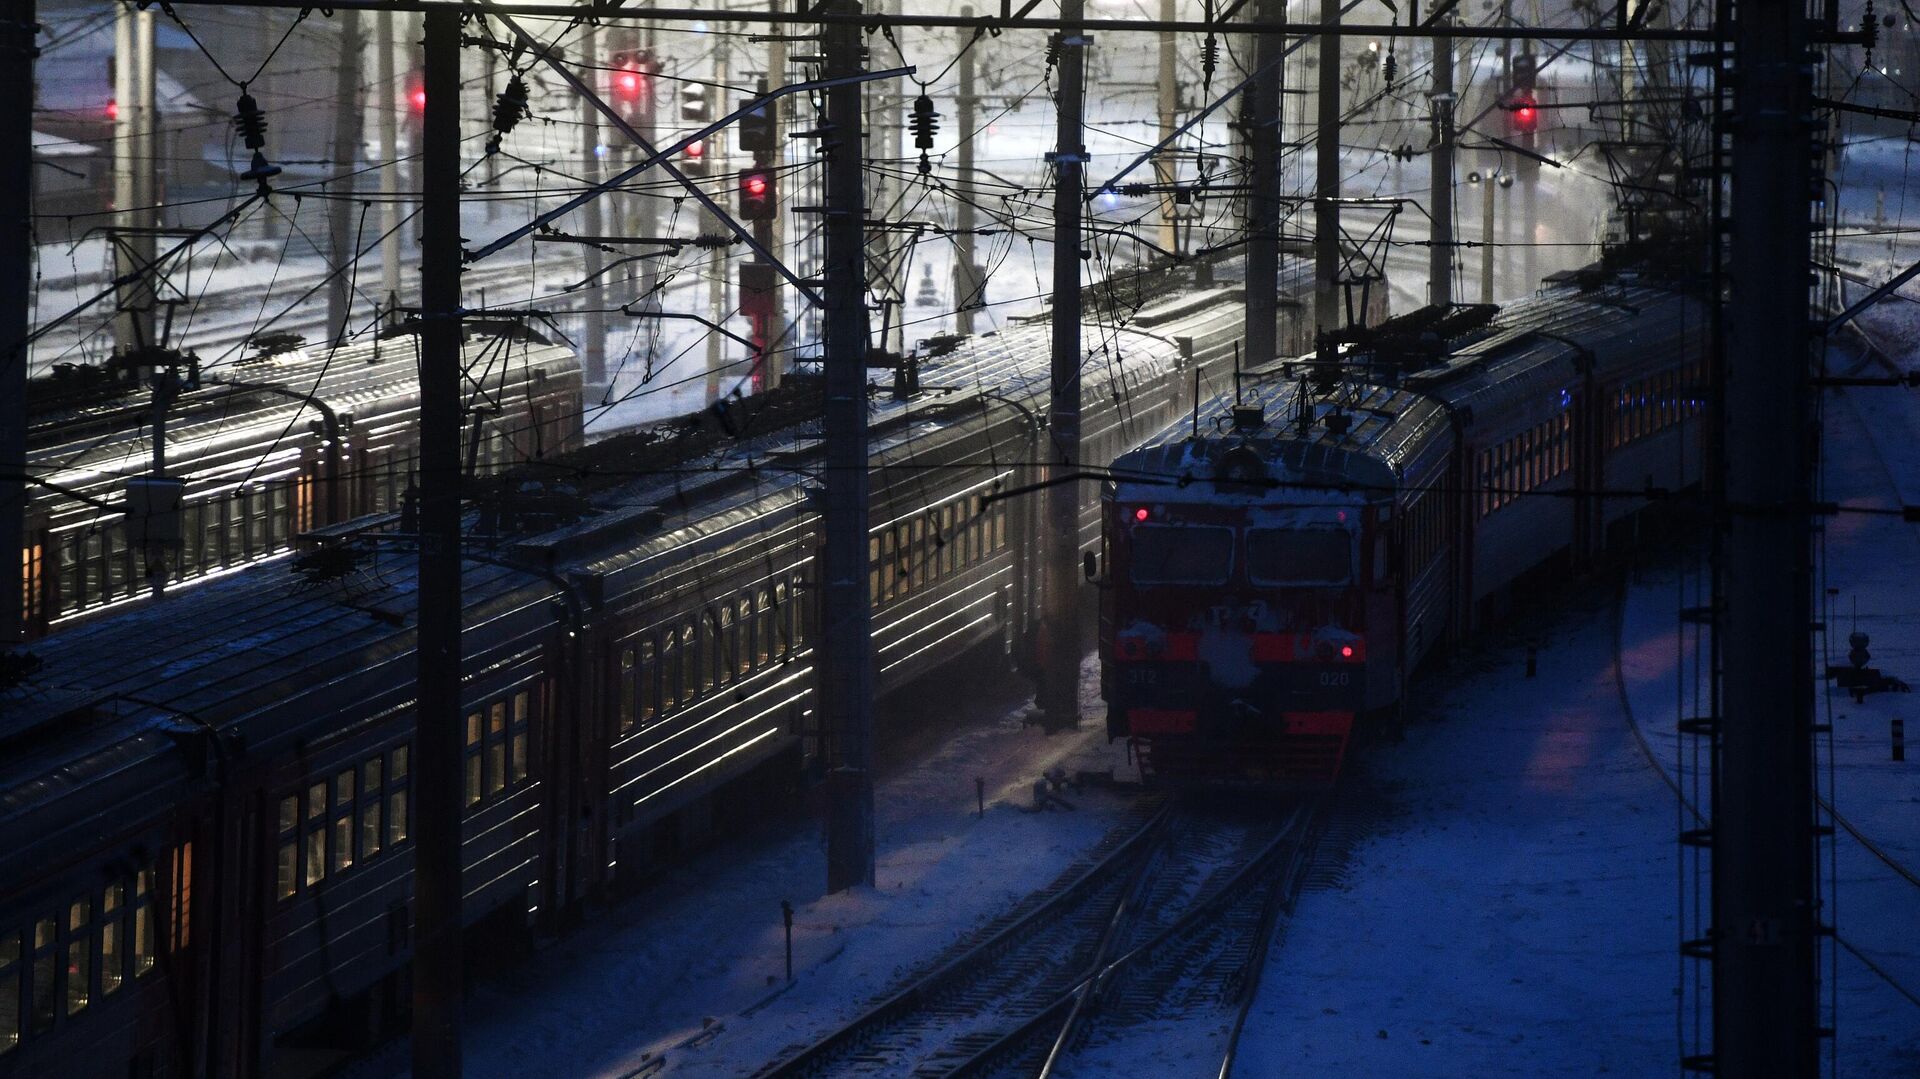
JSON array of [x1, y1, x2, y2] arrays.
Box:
[[1235, 588, 1680, 1076], [352, 651, 1139, 1079]]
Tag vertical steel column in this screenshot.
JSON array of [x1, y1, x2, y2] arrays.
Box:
[[707, 28, 732, 404], [822, 0, 876, 895], [1244, 0, 1282, 368], [1040, 0, 1087, 730], [376, 10, 402, 310], [1155, 0, 1178, 257], [1715, 0, 1820, 1068], [411, 10, 464, 1078], [953, 9, 980, 336], [1312, 0, 1340, 360], [579, 29, 608, 387], [327, 10, 365, 346], [0, 0, 33, 645], [1428, 18, 1453, 307], [766, 0, 790, 387]]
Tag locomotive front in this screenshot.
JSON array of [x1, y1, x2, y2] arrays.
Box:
[[1100, 437, 1393, 785]]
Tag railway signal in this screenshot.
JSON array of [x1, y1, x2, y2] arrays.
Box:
[[610, 48, 655, 111], [737, 167, 776, 221], [737, 94, 778, 153]]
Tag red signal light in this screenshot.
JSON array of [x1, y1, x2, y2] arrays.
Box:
[[106, 98, 119, 121], [617, 70, 639, 95], [1340, 645, 1354, 658], [744, 173, 769, 197], [1133, 507, 1150, 522], [685, 139, 705, 160], [1510, 92, 1538, 135], [410, 86, 427, 113]]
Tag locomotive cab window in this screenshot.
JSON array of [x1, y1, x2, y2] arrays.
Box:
[[1248, 528, 1353, 586], [1128, 525, 1234, 586]]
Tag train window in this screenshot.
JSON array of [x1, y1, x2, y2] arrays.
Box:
[[511, 690, 532, 781], [993, 506, 1007, 552], [487, 703, 508, 797], [360, 748, 384, 856], [99, 884, 123, 998], [29, 918, 53, 1035], [772, 585, 790, 660], [661, 633, 679, 713], [0, 930, 16, 1052], [869, 537, 882, 610], [65, 899, 89, 1016], [131, 870, 154, 977], [619, 648, 637, 734], [681, 622, 699, 701], [1249, 528, 1352, 586], [909, 519, 925, 588], [333, 776, 356, 875], [737, 599, 754, 676], [465, 713, 483, 806], [168, 843, 192, 952], [1129, 525, 1233, 586], [879, 530, 896, 602], [388, 786, 409, 847], [637, 644, 657, 725], [276, 796, 299, 900], [305, 818, 327, 888], [715, 608, 734, 687], [755, 593, 773, 666]]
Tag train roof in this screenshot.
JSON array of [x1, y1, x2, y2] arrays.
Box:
[[29, 334, 578, 532], [0, 292, 1242, 820], [1109, 275, 1705, 503]]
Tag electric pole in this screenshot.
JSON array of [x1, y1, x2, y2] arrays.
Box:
[[1312, 0, 1340, 361], [579, 29, 608, 387], [1, 0, 34, 645], [1428, 17, 1453, 307], [765, 0, 790, 388], [707, 30, 732, 404], [821, 0, 876, 895], [327, 10, 365, 346], [1715, 0, 1820, 1067], [1155, 0, 1178, 257], [953, 9, 981, 336], [412, 9, 464, 1078], [376, 10, 402, 312], [1244, 0, 1282, 368], [112, 1, 155, 353], [1039, 0, 1087, 731]]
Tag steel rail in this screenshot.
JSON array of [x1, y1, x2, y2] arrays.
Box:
[[756, 796, 1176, 1078], [944, 799, 1318, 1078]]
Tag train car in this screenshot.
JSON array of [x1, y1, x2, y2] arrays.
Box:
[[19, 327, 583, 639], [1099, 272, 1709, 785], [0, 273, 1283, 1077]]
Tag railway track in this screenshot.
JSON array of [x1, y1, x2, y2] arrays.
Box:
[[942, 799, 1319, 1079], [756, 796, 1321, 1079]]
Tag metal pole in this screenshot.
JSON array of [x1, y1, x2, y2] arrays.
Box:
[[953, 9, 979, 336], [1428, 17, 1453, 307], [377, 10, 402, 310], [328, 10, 366, 346], [1, 0, 33, 645], [1040, 0, 1086, 730], [135, 4, 155, 272], [1155, 0, 1178, 257], [1715, 0, 1819, 1065], [706, 27, 730, 404], [147, 371, 168, 600], [766, 0, 789, 387], [579, 30, 608, 387], [411, 10, 464, 1078], [112, 3, 155, 352], [635, 18, 661, 329], [822, 0, 876, 895], [1480, 171, 1494, 304], [1312, 0, 1340, 359], [1245, 0, 1282, 368]]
